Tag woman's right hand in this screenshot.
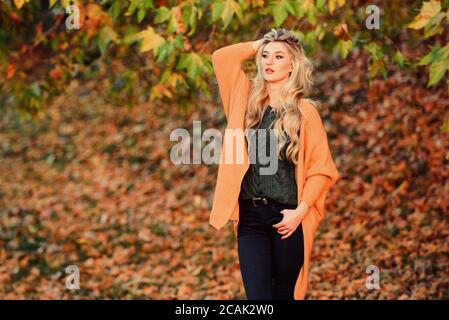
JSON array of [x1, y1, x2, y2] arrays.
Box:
[[251, 38, 265, 51]]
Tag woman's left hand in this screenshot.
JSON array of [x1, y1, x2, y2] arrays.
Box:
[[272, 202, 309, 240]]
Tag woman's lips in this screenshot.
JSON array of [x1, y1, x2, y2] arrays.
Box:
[[265, 68, 274, 74]]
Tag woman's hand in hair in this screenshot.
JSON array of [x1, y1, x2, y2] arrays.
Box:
[[251, 38, 265, 51]]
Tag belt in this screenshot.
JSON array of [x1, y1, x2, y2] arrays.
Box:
[[239, 196, 275, 207]]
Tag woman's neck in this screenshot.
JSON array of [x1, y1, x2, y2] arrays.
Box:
[[266, 81, 284, 106]]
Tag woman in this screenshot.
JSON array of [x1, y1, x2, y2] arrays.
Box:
[[209, 28, 340, 300]]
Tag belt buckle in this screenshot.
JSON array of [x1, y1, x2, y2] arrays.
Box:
[[252, 197, 268, 207]]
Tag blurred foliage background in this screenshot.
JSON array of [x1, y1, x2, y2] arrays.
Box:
[[1, 0, 449, 120], [0, 0, 448, 299]]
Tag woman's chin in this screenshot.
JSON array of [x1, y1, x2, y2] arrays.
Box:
[[264, 76, 288, 83]]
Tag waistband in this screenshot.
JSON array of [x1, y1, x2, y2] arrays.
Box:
[[238, 196, 297, 208]]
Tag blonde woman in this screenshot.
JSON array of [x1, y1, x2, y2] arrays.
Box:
[[209, 28, 339, 300]]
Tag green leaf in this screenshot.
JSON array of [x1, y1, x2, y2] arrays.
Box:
[[187, 6, 199, 36], [122, 26, 141, 45], [108, 0, 124, 22], [211, 2, 224, 22], [336, 39, 352, 59], [98, 26, 119, 55], [316, 0, 326, 11], [272, 6, 288, 27], [271, 0, 295, 27], [155, 37, 183, 63], [212, 0, 238, 28], [183, 5, 192, 31], [293, 0, 316, 21], [126, 0, 138, 16], [417, 43, 449, 86], [155, 42, 171, 63], [176, 53, 212, 79], [423, 11, 446, 37], [137, 8, 146, 22], [364, 42, 384, 60], [364, 42, 387, 79], [144, 0, 153, 9], [220, 0, 241, 29], [155, 7, 171, 23], [428, 58, 449, 86], [417, 45, 444, 65], [392, 50, 408, 67]]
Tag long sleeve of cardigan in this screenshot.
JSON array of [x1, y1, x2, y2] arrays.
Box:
[[211, 41, 256, 121], [300, 105, 339, 208]]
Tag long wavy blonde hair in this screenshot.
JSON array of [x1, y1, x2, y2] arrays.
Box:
[[245, 28, 320, 165]]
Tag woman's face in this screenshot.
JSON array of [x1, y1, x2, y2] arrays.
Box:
[[260, 41, 292, 83]]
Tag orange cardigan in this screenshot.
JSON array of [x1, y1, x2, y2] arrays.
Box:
[[209, 41, 340, 300]]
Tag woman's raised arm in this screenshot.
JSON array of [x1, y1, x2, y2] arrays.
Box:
[[211, 39, 264, 120]]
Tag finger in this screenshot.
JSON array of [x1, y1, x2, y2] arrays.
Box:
[[278, 229, 288, 235], [272, 222, 284, 228], [281, 231, 293, 240]]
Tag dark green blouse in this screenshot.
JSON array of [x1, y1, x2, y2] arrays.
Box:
[[238, 105, 298, 206]]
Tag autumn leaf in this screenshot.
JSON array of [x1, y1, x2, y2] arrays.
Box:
[[406, 0, 441, 29], [328, 0, 345, 14], [6, 63, 16, 79], [138, 27, 166, 53], [171, 6, 185, 34], [13, 0, 30, 9], [49, 65, 62, 79]]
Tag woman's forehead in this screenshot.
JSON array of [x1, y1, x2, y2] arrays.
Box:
[[262, 41, 289, 53]]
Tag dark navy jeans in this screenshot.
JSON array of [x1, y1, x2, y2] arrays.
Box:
[[237, 198, 304, 300]]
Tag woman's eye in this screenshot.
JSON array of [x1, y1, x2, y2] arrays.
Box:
[[262, 55, 283, 59]]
